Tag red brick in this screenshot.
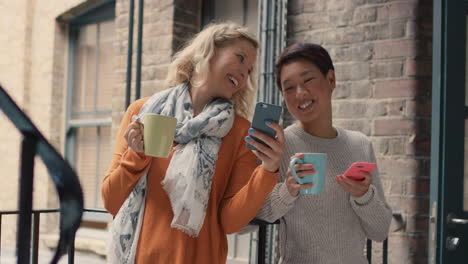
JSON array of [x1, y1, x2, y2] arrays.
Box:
[[335, 62, 369, 81], [333, 101, 368, 118], [406, 20, 433, 39], [390, 177, 405, 195], [363, 23, 390, 41], [289, 13, 331, 32], [374, 40, 422, 59], [406, 215, 429, 233], [377, 157, 423, 178], [404, 197, 429, 215], [353, 6, 377, 25], [374, 119, 416, 136], [351, 0, 366, 4], [387, 196, 404, 213], [405, 99, 432, 117], [334, 119, 371, 135], [406, 177, 430, 196], [370, 61, 404, 79], [377, 6, 389, 21], [334, 80, 372, 99], [367, 0, 390, 3], [326, 0, 346, 11], [406, 138, 431, 156], [388, 138, 407, 155], [386, 100, 405, 116], [405, 59, 432, 77], [388, 234, 428, 263], [324, 28, 365, 45], [302, 1, 327, 13], [374, 79, 418, 98], [390, 21, 406, 38], [389, 2, 418, 20]]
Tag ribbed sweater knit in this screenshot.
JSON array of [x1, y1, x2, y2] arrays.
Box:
[[256, 124, 392, 264]]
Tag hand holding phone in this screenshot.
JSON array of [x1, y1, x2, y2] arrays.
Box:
[[342, 162, 376, 181], [246, 102, 282, 151]]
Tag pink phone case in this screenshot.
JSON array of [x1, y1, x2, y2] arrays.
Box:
[[342, 162, 376, 181]]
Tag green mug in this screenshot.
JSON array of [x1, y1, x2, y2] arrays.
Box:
[[142, 113, 177, 158], [289, 153, 327, 194]]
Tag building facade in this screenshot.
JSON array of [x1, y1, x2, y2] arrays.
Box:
[[0, 0, 454, 263]]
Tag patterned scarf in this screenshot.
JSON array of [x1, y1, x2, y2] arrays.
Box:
[[108, 83, 234, 263]]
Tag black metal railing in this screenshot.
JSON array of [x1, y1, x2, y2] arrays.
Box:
[[0, 206, 393, 264], [0, 209, 277, 264], [0, 85, 84, 264]]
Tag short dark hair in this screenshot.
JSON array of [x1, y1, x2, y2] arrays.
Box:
[[275, 43, 335, 90]]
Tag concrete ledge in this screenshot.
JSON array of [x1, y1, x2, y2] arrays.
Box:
[[41, 227, 108, 257]]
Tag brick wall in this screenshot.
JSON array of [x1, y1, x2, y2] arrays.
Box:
[[0, 0, 27, 248], [0, 0, 435, 261], [0, 0, 88, 247], [112, 0, 200, 140], [286, 0, 432, 263]]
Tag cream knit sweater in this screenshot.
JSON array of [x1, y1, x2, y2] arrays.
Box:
[[256, 125, 392, 264]]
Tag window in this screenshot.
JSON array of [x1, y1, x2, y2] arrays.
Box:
[[65, 1, 115, 221], [203, 0, 259, 36]]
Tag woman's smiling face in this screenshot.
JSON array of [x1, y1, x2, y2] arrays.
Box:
[[206, 38, 257, 100], [280, 58, 336, 124]]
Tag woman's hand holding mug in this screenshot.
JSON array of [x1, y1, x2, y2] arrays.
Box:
[[124, 115, 144, 153]]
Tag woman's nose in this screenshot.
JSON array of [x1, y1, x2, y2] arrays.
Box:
[[240, 68, 248, 86], [296, 84, 308, 95]]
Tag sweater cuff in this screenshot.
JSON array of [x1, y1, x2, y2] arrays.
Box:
[[351, 184, 376, 206], [278, 182, 298, 205], [258, 165, 279, 185]]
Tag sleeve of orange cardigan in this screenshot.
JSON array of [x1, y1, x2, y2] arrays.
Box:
[[219, 144, 278, 234], [101, 100, 152, 216]]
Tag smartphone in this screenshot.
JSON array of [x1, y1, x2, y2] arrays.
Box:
[[247, 102, 283, 151], [342, 162, 376, 181]]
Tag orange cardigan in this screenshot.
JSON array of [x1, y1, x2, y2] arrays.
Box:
[[101, 98, 277, 264]]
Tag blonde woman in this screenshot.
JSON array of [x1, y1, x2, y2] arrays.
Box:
[[102, 22, 285, 263]]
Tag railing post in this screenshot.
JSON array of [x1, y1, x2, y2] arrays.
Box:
[[31, 212, 40, 264], [134, 0, 144, 100], [125, 0, 135, 109], [383, 238, 388, 264], [258, 225, 266, 264], [16, 134, 37, 264], [366, 239, 372, 263]]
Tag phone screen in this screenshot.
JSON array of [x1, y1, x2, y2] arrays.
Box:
[[247, 102, 282, 151]]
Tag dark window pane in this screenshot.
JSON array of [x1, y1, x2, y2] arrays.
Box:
[[72, 20, 115, 119], [73, 126, 112, 209]]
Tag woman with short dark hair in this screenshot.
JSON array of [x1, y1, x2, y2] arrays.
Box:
[[257, 42, 392, 264]]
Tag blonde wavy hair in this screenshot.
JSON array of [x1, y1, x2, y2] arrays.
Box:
[[165, 22, 258, 119]]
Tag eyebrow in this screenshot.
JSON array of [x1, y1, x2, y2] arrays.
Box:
[[282, 69, 315, 85], [300, 69, 314, 76], [239, 51, 248, 59]]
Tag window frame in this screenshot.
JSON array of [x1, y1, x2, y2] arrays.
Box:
[[64, 0, 116, 223]]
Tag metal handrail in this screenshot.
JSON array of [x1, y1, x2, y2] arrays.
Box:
[[0, 208, 276, 264], [0, 208, 393, 264], [0, 85, 84, 264]]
